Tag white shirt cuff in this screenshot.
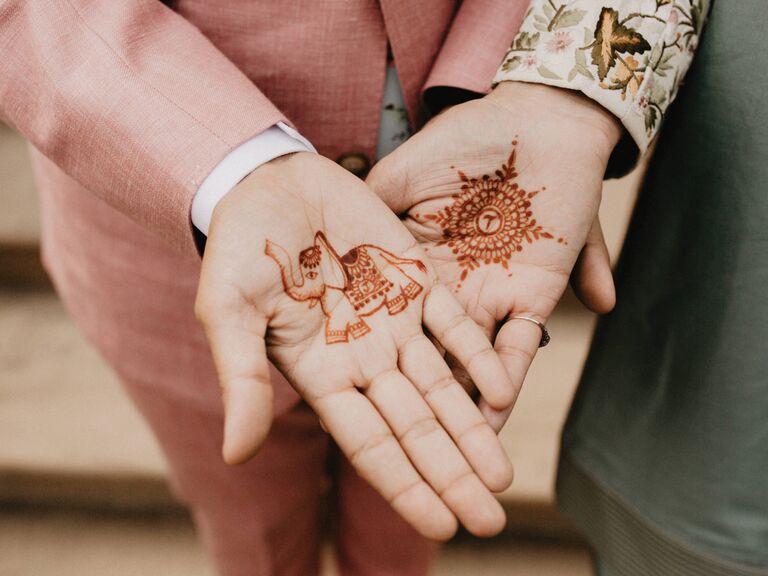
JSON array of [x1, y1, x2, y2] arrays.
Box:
[[191, 121, 316, 236]]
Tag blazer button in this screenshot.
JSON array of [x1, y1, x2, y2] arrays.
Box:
[[336, 152, 371, 178]]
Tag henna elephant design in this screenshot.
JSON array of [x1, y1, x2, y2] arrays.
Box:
[[265, 232, 427, 344]]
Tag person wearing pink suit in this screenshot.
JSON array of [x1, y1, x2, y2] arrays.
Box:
[[0, 1, 527, 574]]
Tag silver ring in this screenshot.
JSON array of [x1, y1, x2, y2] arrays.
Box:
[[508, 315, 550, 348]]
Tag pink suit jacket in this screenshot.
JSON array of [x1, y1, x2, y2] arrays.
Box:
[[0, 0, 526, 414]]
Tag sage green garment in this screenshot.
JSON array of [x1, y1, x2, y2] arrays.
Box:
[[557, 1, 768, 574]]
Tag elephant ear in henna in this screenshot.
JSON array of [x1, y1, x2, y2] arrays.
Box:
[[592, 7, 651, 81], [313, 231, 348, 290], [265, 240, 303, 290]]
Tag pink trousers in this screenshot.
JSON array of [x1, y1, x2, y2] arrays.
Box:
[[122, 380, 436, 576]]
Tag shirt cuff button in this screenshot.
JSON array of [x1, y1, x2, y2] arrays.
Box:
[[336, 152, 371, 178]]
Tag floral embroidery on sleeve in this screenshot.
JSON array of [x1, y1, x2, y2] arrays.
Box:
[[493, 0, 709, 153]]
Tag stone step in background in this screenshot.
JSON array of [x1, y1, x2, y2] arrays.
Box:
[[0, 508, 594, 576], [0, 123, 48, 289], [0, 124, 38, 247]]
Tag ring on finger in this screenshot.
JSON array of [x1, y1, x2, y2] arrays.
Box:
[[507, 315, 550, 348]]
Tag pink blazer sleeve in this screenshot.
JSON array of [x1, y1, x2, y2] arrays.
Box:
[[0, 0, 284, 255], [422, 0, 528, 107]]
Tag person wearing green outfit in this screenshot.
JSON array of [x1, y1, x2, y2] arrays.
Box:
[[556, 1, 768, 573], [371, 0, 765, 573]]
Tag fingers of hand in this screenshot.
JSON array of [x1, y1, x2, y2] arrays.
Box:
[[311, 388, 457, 541], [365, 369, 507, 536], [492, 317, 544, 409], [398, 336, 514, 492], [478, 399, 514, 434], [571, 217, 616, 314], [424, 285, 515, 410]]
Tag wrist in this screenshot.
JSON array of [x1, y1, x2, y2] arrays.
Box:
[[211, 152, 348, 233], [246, 149, 312, 179], [488, 81, 623, 159], [209, 152, 304, 233]]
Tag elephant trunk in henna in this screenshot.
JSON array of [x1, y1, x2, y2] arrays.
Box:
[[265, 231, 426, 344]]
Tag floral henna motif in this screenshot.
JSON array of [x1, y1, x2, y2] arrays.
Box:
[[265, 231, 426, 344], [423, 140, 561, 289]]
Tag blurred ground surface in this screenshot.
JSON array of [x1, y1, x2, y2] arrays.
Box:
[[0, 122, 639, 574], [0, 509, 593, 576], [0, 125, 38, 246]]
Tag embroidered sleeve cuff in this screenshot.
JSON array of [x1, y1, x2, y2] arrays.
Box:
[[191, 122, 315, 236], [493, 0, 709, 155]]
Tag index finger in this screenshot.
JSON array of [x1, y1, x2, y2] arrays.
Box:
[[423, 284, 516, 410]]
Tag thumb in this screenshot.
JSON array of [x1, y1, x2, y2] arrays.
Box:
[[570, 216, 616, 314], [196, 301, 274, 465], [366, 153, 413, 214]]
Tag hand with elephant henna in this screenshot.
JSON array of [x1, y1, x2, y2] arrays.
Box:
[[195, 151, 517, 541], [367, 81, 623, 431]]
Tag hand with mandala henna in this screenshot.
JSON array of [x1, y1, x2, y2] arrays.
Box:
[[195, 152, 517, 540], [367, 81, 622, 429]]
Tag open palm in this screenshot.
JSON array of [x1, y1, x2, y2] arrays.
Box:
[[196, 152, 516, 540], [368, 82, 620, 427]]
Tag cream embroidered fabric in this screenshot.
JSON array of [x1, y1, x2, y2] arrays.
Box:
[[494, 0, 709, 152]]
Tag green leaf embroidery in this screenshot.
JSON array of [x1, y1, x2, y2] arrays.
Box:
[[691, 5, 703, 33], [568, 67, 578, 81], [655, 51, 675, 76], [501, 56, 523, 72], [583, 26, 594, 45], [648, 43, 662, 68], [537, 65, 562, 80], [554, 9, 587, 29], [577, 66, 594, 80], [510, 31, 541, 51], [543, 2, 555, 19], [575, 48, 586, 66], [644, 106, 658, 133], [650, 82, 668, 105]]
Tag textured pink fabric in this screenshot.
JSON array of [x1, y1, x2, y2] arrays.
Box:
[[0, 0, 284, 256], [424, 0, 529, 97], [124, 385, 435, 576], [2, 1, 525, 573]]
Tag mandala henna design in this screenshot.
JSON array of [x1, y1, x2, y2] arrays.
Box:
[[423, 140, 562, 288], [265, 232, 427, 344]]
